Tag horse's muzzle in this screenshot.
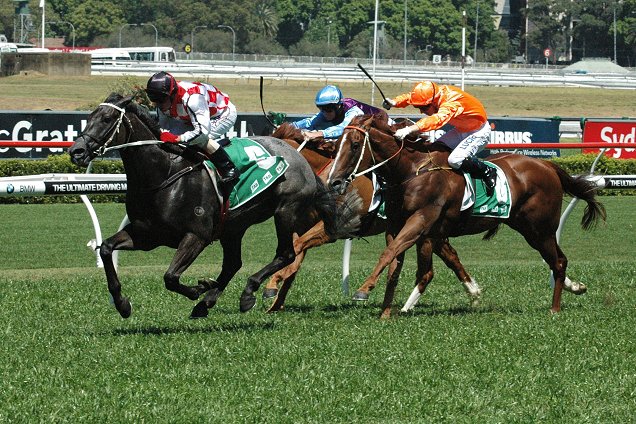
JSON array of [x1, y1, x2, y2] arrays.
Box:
[[68, 136, 93, 167], [329, 178, 350, 196]]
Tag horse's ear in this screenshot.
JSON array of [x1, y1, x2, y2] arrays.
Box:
[[374, 110, 389, 128], [118, 95, 134, 108], [104, 92, 121, 103]]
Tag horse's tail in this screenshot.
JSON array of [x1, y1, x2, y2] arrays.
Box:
[[313, 175, 363, 239], [547, 161, 607, 230]]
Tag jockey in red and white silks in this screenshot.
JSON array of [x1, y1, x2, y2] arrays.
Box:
[[157, 80, 237, 151], [146, 71, 240, 185]]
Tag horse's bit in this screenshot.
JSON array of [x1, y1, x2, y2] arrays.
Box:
[[328, 125, 403, 185]]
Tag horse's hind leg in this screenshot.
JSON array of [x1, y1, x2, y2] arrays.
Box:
[[191, 235, 244, 319], [100, 227, 137, 318], [434, 238, 481, 305], [523, 232, 567, 313], [240, 214, 298, 313], [163, 233, 211, 301]]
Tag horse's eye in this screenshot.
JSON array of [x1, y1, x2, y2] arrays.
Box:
[[351, 141, 361, 151]]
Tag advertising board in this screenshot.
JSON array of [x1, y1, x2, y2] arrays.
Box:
[[582, 119, 636, 159], [0, 111, 561, 159], [420, 116, 561, 158]]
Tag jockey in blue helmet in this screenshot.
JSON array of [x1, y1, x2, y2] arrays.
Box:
[[293, 85, 385, 141]]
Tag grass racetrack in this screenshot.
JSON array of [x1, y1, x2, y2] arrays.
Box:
[[1, 198, 635, 422], [1, 74, 635, 421]]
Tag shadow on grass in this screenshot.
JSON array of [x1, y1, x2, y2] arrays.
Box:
[[110, 321, 277, 336]]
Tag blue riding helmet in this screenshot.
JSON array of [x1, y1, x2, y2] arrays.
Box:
[[315, 85, 343, 106]]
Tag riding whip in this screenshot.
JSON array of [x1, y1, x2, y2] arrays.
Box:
[[356, 63, 388, 101], [259, 76, 278, 130]]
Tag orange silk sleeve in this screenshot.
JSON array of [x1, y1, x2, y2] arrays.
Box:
[[392, 93, 412, 108], [414, 101, 464, 132]]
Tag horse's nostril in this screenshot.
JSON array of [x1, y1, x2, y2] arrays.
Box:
[[330, 179, 348, 195]]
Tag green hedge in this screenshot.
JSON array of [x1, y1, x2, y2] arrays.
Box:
[[1, 153, 635, 204], [552, 154, 636, 196]]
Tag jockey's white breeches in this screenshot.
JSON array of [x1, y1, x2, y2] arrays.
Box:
[[437, 121, 491, 169]]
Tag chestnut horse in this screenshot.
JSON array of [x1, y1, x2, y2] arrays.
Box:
[[263, 122, 481, 312], [328, 114, 606, 318]]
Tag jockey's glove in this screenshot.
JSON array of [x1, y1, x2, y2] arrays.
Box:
[[160, 131, 180, 143], [394, 126, 416, 140], [382, 98, 396, 110]]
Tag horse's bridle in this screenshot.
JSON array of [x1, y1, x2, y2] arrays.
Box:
[[80, 102, 163, 158], [328, 124, 404, 185]]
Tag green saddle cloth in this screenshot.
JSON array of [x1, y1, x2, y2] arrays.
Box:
[[467, 161, 511, 218], [207, 138, 289, 210]]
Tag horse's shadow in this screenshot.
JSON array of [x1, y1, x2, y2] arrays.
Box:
[[109, 320, 277, 337]]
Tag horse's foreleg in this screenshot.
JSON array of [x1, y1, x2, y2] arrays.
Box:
[[354, 215, 428, 318], [191, 235, 244, 319], [380, 252, 405, 319], [401, 238, 435, 313], [100, 228, 136, 318], [240, 252, 295, 313], [266, 250, 306, 312], [164, 233, 209, 301], [266, 220, 332, 310], [264, 232, 300, 299], [434, 238, 481, 306]]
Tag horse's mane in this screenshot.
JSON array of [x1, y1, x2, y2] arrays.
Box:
[[272, 122, 304, 143], [103, 92, 162, 139], [351, 113, 449, 154]]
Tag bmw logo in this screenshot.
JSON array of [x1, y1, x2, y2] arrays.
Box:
[[6, 184, 14, 194]]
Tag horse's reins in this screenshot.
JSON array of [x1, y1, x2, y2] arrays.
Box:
[[336, 125, 404, 183], [91, 102, 230, 231]]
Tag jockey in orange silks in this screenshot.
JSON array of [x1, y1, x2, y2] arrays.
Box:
[[383, 81, 497, 196]]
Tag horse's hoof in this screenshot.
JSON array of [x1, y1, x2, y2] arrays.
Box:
[[262, 288, 278, 299], [240, 293, 257, 313], [266, 299, 285, 313], [190, 302, 209, 319], [352, 291, 369, 301], [118, 297, 132, 319], [564, 280, 587, 295]]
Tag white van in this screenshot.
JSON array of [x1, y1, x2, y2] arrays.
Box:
[[0, 42, 18, 53], [121, 47, 176, 63], [90, 48, 132, 65]]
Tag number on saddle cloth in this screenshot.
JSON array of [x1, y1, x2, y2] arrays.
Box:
[[206, 137, 290, 210], [461, 162, 511, 218]]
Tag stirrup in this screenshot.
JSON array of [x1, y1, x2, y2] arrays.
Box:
[[219, 167, 240, 184]]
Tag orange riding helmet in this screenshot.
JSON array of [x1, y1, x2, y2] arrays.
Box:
[[409, 81, 438, 107]]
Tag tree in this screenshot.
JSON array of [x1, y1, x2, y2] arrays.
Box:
[[68, 0, 124, 46], [254, 0, 279, 38], [526, 0, 565, 62]]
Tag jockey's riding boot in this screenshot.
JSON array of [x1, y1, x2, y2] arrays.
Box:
[[209, 148, 240, 187], [459, 157, 497, 197]]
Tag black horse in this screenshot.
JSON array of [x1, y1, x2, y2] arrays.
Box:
[[69, 93, 360, 319]]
